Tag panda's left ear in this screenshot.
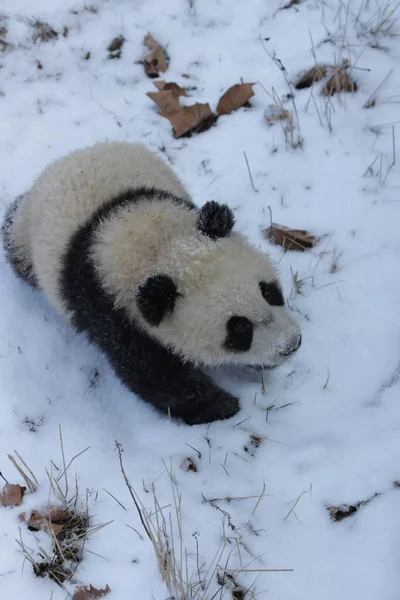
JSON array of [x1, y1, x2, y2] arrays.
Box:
[[196, 201, 235, 240], [136, 274, 180, 327]]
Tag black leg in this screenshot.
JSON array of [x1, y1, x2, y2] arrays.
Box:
[[81, 307, 240, 425], [60, 217, 240, 426]]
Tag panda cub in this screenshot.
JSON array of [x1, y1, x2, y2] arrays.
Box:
[[2, 142, 301, 425]]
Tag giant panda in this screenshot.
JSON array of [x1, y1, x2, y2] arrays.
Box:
[[2, 142, 301, 425]]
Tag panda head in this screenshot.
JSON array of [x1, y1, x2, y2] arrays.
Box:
[[135, 201, 301, 368]]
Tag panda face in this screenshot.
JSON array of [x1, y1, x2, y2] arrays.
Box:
[[136, 234, 301, 368]]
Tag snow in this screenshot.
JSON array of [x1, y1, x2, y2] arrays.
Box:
[[1, 0, 400, 598]]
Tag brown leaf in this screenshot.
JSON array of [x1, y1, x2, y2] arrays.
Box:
[[328, 493, 380, 522], [163, 103, 217, 138], [19, 505, 70, 535], [107, 35, 124, 53], [0, 483, 26, 507], [216, 83, 255, 116], [294, 65, 331, 90], [181, 458, 197, 472], [282, 0, 301, 8], [249, 434, 262, 448], [143, 33, 169, 78], [153, 80, 188, 97], [264, 223, 318, 251], [147, 90, 181, 116], [321, 70, 357, 95], [72, 584, 111, 599]]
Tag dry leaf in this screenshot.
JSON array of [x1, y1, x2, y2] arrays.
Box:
[[328, 492, 380, 522], [0, 483, 26, 507], [282, 0, 301, 8], [147, 90, 181, 115], [264, 223, 318, 251], [216, 83, 255, 116], [294, 65, 331, 89], [107, 35, 124, 53], [322, 70, 357, 95], [249, 434, 262, 448], [72, 584, 111, 600], [153, 80, 188, 97], [19, 505, 70, 535], [181, 458, 197, 472], [163, 103, 217, 138], [143, 33, 169, 78]]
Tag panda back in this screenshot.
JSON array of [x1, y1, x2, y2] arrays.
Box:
[[18, 142, 191, 318]]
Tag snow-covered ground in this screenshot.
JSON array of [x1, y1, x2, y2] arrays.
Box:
[[1, 0, 400, 598]]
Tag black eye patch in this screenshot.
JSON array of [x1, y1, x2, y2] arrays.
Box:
[[224, 316, 253, 353], [259, 281, 284, 306]]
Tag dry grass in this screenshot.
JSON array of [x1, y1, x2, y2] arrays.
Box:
[[12, 428, 109, 589], [30, 19, 58, 43], [116, 441, 292, 599]]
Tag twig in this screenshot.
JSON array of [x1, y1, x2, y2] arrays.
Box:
[[364, 69, 393, 108], [252, 483, 266, 516], [102, 487, 127, 511], [59, 425, 68, 499], [0, 472, 9, 484], [323, 368, 330, 389], [284, 489, 308, 521], [382, 126, 396, 184], [8, 454, 37, 493], [243, 151, 258, 193], [115, 441, 152, 541]]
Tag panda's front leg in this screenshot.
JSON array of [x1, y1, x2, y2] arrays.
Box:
[[128, 273, 241, 424], [106, 318, 240, 425]]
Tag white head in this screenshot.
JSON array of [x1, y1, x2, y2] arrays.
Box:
[[135, 201, 301, 367]]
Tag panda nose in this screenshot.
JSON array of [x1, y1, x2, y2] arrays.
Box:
[[280, 334, 302, 357]]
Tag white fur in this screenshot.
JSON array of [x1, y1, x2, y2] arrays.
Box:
[[93, 200, 300, 366], [11, 141, 300, 367], [10, 141, 190, 317]]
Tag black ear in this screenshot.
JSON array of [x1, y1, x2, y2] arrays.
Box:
[[197, 201, 235, 240], [136, 274, 180, 326]]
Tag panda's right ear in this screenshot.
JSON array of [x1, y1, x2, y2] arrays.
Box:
[[196, 201, 235, 240], [135, 274, 180, 327]]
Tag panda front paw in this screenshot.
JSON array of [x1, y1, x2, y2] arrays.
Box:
[[180, 393, 240, 426]]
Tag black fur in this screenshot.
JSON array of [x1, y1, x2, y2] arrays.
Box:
[[197, 201, 235, 240], [59, 188, 240, 425], [224, 316, 253, 352], [2, 196, 38, 288], [259, 281, 284, 307], [136, 274, 180, 326]]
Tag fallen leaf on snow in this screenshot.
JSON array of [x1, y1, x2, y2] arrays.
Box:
[[72, 584, 111, 600], [163, 103, 217, 138], [147, 90, 181, 115], [328, 493, 380, 522], [19, 505, 70, 535], [107, 35, 124, 59], [249, 433, 262, 448], [294, 65, 331, 89], [152, 80, 188, 97], [143, 33, 169, 78], [0, 483, 26, 507], [264, 223, 318, 251], [181, 457, 197, 472], [282, 0, 301, 9], [216, 83, 255, 116], [321, 70, 357, 95]]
